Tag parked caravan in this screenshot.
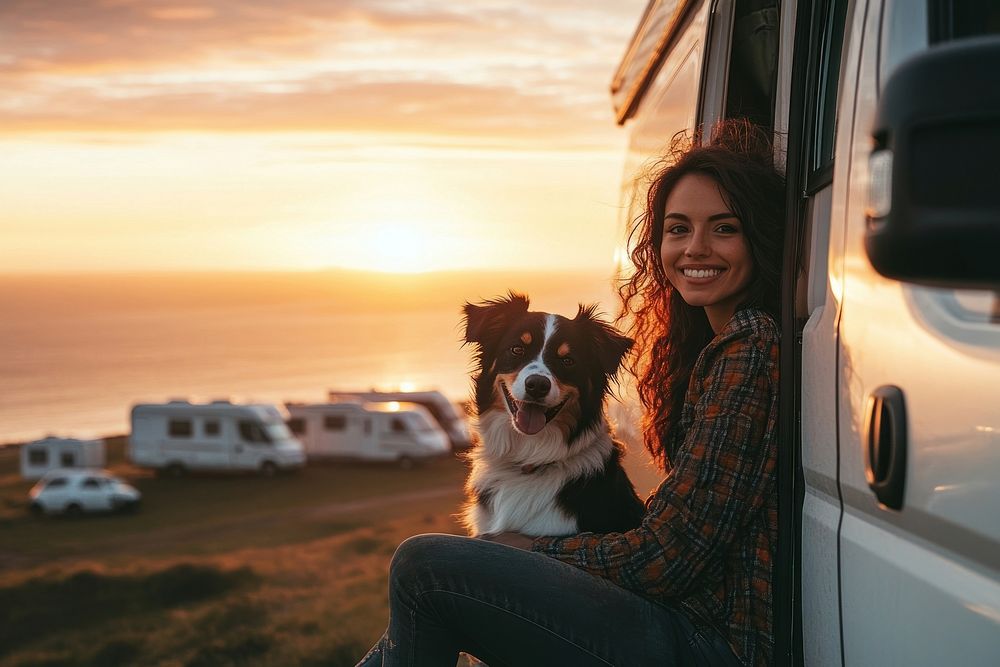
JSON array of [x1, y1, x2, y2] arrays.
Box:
[[327, 390, 473, 450], [20, 437, 105, 480], [286, 401, 450, 466], [613, 1, 999, 665], [129, 400, 305, 476]]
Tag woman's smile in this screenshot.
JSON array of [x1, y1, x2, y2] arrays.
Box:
[[678, 265, 726, 280]]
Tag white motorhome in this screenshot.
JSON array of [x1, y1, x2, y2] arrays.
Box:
[[129, 400, 305, 476], [286, 401, 450, 466], [20, 436, 105, 480], [327, 389, 473, 450], [613, 1, 999, 665]]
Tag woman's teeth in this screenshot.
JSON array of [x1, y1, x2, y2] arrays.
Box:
[[683, 268, 722, 278]]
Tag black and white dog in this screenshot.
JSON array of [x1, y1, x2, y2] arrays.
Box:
[[461, 293, 645, 537]]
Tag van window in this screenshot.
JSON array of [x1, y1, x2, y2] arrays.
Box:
[[807, 0, 850, 184], [725, 0, 779, 128], [238, 421, 271, 444], [28, 448, 48, 465], [168, 419, 193, 438], [287, 417, 306, 435], [324, 415, 347, 431], [930, 0, 1000, 43], [203, 420, 221, 436], [60, 452, 75, 467], [44, 477, 67, 488], [82, 478, 101, 489], [390, 417, 408, 434]]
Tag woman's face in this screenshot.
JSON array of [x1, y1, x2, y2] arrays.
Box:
[[659, 172, 754, 332]]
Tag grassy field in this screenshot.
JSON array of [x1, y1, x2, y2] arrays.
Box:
[[0, 438, 469, 667]]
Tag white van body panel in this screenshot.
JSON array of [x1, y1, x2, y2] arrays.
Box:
[[20, 437, 106, 480], [129, 401, 305, 473], [288, 402, 449, 463], [835, 1, 1000, 663], [327, 390, 471, 449]]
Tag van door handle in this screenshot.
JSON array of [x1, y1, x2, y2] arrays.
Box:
[[863, 386, 907, 510]]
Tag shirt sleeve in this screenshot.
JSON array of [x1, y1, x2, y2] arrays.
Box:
[[530, 330, 778, 600]]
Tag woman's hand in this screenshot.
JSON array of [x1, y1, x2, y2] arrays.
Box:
[[478, 531, 534, 550]]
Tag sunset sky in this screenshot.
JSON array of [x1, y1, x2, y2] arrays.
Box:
[[1, 0, 648, 274]]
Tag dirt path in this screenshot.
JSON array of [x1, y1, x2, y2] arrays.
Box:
[[303, 486, 458, 519], [0, 485, 463, 573]]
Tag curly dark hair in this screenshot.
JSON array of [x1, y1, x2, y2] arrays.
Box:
[[616, 119, 785, 470]]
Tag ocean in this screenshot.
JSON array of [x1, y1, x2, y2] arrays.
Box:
[[0, 270, 621, 444]]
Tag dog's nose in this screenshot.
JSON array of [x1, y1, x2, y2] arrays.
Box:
[[524, 374, 551, 400]]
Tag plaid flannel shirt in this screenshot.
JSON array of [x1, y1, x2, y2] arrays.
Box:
[[532, 307, 780, 667]]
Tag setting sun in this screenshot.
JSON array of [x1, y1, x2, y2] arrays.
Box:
[[356, 222, 429, 273]]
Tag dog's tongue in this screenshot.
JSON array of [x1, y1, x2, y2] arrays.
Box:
[[515, 403, 547, 435]]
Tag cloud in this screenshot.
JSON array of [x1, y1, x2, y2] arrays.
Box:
[[0, 0, 646, 145]]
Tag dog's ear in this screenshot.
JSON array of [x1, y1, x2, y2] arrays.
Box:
[[463, 292, 530, 345], [574, 303, 634, 376]]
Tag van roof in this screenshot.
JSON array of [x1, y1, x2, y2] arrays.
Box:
[[610, 0, 692, 124], [285, 401, 435, 419], [327, 389, 451, 404], [361, 401, 433, 415], [25, 437, 103, 447], [131, 402, 283, 418]]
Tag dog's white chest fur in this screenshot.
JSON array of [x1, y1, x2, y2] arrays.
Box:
[[467, 464, 579, 536], [463, 411, 613, 537]]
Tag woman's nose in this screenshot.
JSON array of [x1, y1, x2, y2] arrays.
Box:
[[684, 230, 711, 257]]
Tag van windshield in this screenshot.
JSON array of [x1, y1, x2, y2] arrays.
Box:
[[265, 421, 293, 440], [406, 413, 438, 433], [421, 401, 459, 426], [238, 420, 271, 444]]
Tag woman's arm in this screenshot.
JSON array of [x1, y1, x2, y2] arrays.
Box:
[[531, 328, 778, 600]]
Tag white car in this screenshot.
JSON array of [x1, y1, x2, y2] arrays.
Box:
[[29, 469, 141, 516]]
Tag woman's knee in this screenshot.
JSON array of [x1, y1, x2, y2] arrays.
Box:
[[389, 533, 469, 593]]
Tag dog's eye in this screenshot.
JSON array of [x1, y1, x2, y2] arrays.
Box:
[[561, 357, 575, 367], [510, 345, 525, 356]]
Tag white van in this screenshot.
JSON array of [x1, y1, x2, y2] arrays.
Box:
[[286, 401, 450, 466], [20, 436, 105, 480], [613, 2, 999, 665], [327, 390, 473, 450], [129, 400, 305, 476]]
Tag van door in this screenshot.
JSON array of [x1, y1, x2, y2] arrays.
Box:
[[785, 0, 854, 663], [379, 414, 416, 460], [835, 1, 1000, 663], [232, 418, 271, 470], [320, 411, 359, 456]]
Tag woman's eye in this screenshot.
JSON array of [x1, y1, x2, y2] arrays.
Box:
[[716, 224, 739, 233], [561, 357, 575, 367], [510, 345, 525, 356], [666, 225, 687, 235]]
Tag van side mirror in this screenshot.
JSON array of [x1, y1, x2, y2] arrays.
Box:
[[865, 37, 1000, 289]]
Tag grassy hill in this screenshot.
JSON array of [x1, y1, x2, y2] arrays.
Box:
[[0, 438, 468, 667]]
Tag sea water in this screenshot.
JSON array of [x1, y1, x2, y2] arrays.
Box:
[[0, 270, 619, 444]]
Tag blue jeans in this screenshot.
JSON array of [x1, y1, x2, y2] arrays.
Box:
[[355, 534, 742, 667]]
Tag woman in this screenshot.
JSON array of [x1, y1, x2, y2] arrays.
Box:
[[356, 119, 785, 667]]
